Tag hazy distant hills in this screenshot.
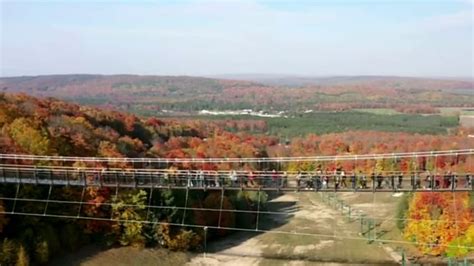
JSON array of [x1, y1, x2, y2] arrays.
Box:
[[211, 74, 474, 89], [1, 74, 473, 114]]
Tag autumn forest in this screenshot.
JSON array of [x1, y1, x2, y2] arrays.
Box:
[[0, 75, 474, 265]]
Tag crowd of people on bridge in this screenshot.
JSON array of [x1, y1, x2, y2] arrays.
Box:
[[4, 165, 473, 191], [86, 166, 473, 191]]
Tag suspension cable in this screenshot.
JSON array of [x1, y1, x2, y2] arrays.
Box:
[[0, 149, 473, 164]]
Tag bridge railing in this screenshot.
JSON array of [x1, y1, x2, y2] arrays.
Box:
[[1, 164, 473, 192]]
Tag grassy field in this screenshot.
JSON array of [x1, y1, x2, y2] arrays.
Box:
[[170, 111, 459, 137], [266, 112, 457, 136], [352, 108, 402, 115], [438, 107, 474, 116]]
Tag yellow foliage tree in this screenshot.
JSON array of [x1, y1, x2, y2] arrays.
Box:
[[8, 118, 50, 155], [15, 245, 29, 266]]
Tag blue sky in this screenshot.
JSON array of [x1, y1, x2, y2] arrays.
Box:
[[1, 0, 472, 77]]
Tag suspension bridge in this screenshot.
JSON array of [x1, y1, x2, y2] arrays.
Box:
[[1, 149, 474, 264], [0, 149, 473, 192]]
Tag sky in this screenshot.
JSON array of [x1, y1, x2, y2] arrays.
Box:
[[0, 0, 473, 77]]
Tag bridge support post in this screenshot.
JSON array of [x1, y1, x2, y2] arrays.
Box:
[[99, 170, 103, 188], [49, 169, 53, 185], [82, 170, 86, 187], [34, 166, 38, 185], [1, 166, 5, 183], [133, 170, 137, 189], [367, 219, 373, 243], [372, 176, 376, 193], [451, 175, 455, 192], [65, 169, 69, 187], [15, 167, 20, 184]]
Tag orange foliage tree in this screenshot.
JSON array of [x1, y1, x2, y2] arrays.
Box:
[[404, 192, 473, 255]]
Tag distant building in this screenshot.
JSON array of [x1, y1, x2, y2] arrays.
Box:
[[460, 115, 474, 128]]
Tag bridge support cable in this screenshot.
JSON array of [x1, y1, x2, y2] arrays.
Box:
[[2, 209, 474, 253], [1, 165, 5, 183], [112, 183, 119, 219], [146, 188, 154, 222], [414, 154, 419, 191], [77, 186, 86, 218], [43, 185, 53, 216], [452, 188, 461, 253], [181, 187, 190, 226], [255, 189, 261, 231], [371, 189, 376, 243], [434, 154, 438, 191], [372, 162, 376, 193], [1, 149, 474, 164], [217, 188, 225, 228], [4, 191, 474, 236], [10, 183, 20, 214], [2, 192, 473, 225]]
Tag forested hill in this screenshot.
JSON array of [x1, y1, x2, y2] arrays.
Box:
[[0, 92, 275, 159], [1, 74, 473, 114], [1, 92, 473, 161]]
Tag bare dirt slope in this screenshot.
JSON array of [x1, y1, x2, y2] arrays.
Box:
[[188, 193, 398, 265]]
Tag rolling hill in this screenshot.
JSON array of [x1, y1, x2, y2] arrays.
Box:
[[1, 74, 473, 115]]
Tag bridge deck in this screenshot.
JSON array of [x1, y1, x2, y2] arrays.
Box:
[[0, 167, 472, 192]]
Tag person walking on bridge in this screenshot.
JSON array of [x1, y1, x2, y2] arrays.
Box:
[[351, 173, 357, 190], [376, 173, 383, 189], [186, 170, 193, 187], [296, 171, 302, 188], [197, 170, 204, 187], [340, 170, 347, 188], [465, 174, 472, 189], [229, 170, 238, 187], [281, 171, 288, 188]]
